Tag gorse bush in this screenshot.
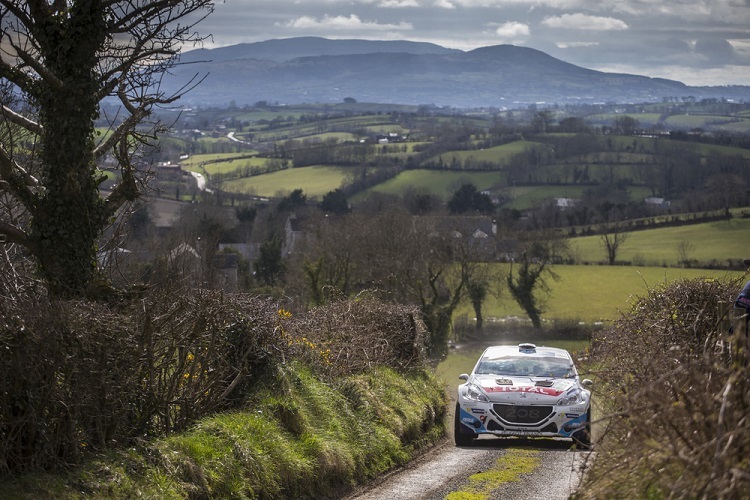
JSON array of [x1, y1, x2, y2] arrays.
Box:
[[582, 276, 750, 499], [0, 286, 428, 476]]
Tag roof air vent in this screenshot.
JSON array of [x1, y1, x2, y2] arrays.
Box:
[[518, 343, 537, 352]]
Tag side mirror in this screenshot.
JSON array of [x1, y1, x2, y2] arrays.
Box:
[[459, 373, 469, 381], [582, 379, 593, 389]]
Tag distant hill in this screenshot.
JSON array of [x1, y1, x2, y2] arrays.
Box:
[[165, 37, 750, 108], [178, 36, 459, 64]]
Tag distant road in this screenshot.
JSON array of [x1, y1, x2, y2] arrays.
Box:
[[227, 131, 251, 145], [190, 171, 212, 193]]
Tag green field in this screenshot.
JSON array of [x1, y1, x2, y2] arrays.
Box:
[[424, 140, 551, 167], [569, 217, 750, 267], [363, 169, 504, 200], [223, 165, 351, 198], [180, 153, 258, 171], [456, 265, 746, 325], [202, 157, 269, 176]]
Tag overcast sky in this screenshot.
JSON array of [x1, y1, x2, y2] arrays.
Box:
[[194, 0, 750, 86]]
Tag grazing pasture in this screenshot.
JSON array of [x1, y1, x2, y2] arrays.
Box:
[[459, 264, 746, 325], [568, 217, 750, 267], [362, 169, 504, 201], [223, 165, 352, 198]]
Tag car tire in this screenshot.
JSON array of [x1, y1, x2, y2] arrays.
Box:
[[571, 408, 592, 450], [454, 403, 476, 446]]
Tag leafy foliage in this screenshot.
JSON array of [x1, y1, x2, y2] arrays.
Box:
[[319, 188, 351, 215], [447, 183, 494, 214]]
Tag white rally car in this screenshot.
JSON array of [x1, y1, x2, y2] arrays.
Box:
[[455, 343, 592, 449]]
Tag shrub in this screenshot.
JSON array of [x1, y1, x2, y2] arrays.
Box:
[[284, 296, 427, 378], [0, 288, 285, 474], [0, 287, 430, 477], [582, 276, 750, 498]]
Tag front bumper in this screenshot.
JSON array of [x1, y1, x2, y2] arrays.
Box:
[[457, 400, 589, 439]]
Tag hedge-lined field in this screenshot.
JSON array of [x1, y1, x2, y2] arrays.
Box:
[[569, 217, 750, 267], [456, 265, 747, 324], [224, 165, 352, 198]]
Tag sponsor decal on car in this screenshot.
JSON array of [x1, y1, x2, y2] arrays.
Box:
[[482, 385, 564, 396], [471, 408, 486, 414], [492, 429, 543, 436]]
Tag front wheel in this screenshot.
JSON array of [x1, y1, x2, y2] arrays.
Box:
[[454, 403, 476, 446], [571, 408, 592, 450]]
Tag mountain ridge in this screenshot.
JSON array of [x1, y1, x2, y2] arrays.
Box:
[[167, 37, 747, 108]]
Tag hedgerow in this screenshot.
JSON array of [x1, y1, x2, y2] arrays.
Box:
[[581, 276, 750, 498], [0, 285, 430, 477]]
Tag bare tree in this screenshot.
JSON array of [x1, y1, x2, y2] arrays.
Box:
[[705, 173, 746, 217], [293, 209, 496, 354], [676, 239, 696, 267], [506, 232, 567, 328], [0, 0, 213, 296], [601, 230, 629, 265]]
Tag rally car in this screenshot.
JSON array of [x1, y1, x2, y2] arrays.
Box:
[[454, 343, 593, 449]]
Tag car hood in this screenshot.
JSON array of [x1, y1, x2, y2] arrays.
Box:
[[471, 374, 579, 403]]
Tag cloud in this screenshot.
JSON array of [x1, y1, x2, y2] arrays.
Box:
[[542, 13, 629, 31], [694, 38, 736, 64], [433, 0, 456, 8], [379, 0, 420, 7], [277, 14, 413, 31], [494, 22, 530, 38], [556, 41, 598, 48]]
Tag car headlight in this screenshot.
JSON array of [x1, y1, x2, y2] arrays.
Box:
[[557, 388, 585, 406], [463, 383, 489, 402]]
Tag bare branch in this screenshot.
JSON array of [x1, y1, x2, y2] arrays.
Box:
[[8, 39, 65, 91], [0, 216, 31, 248], [0, 104, 42, 135], [0, 142, 39, 192]]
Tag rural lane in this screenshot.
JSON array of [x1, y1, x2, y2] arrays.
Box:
[[343, 436, 592, 500], [344, 337, 595, 499]]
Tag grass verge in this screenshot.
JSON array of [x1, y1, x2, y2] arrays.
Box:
[[0, 362, 447, 499]]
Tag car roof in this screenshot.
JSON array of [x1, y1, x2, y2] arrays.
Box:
[[480, 343, 572, 360]]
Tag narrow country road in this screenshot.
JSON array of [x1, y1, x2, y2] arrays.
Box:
[[344, 436, 593, 500], [345, 338, 596, 500]]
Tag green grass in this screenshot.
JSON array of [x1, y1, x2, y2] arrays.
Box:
[[445, 448, 540, 500], [569, 217, 750, 267], [363, 169, 504, 201], [201, 157, 269, 176], [0, 363, 446, 499], [716, 121, 750, 134], [424, 141, 551, 167], [180, 153, 257, 172], [222, 165, 351, 198], [453, 264, 746, 325]]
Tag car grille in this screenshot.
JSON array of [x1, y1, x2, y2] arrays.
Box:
[[493, 404, 554, 424]]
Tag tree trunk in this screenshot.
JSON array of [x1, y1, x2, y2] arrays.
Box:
[[29, 2, 108, 296]]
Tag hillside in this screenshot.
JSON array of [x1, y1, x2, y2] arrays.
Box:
[[163, 37, 750, 108]]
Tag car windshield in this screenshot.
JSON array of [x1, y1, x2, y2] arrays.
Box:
[[475, 355, 574, 378]]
